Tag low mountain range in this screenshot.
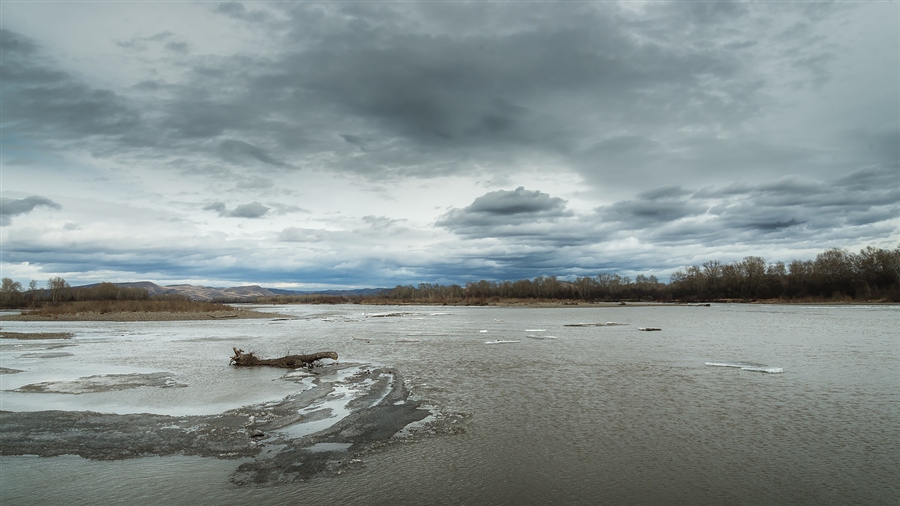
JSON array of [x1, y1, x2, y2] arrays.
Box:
[[87, 282, 386, 302]]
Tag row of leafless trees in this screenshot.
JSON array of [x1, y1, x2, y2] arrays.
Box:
[[1, 279, 151, 308], [370, 246, 900, 303], [667, 246, 900, 301]]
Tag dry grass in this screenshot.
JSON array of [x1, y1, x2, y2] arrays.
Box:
[[0, 331, 74, 339], [32, 299, 232, 315]]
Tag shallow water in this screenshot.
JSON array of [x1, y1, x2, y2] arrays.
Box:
[[1, 304, 898, 505]]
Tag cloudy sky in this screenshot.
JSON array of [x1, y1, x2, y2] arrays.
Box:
[[1, 1, 897, 289]]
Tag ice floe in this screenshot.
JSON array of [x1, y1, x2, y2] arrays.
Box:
[[705, 361, 784, 374]]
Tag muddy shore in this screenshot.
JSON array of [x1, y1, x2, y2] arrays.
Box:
[[0, 364, 467, 484]]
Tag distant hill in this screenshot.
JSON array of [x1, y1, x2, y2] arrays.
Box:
[[78, 282, 386, 301]]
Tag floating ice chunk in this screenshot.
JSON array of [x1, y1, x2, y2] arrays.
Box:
[[705, 362, 783, 374], [564, 322, 629, 327], [740, 366, 784, 374]]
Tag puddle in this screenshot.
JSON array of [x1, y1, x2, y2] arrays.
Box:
[[303, 442, 352, 453]]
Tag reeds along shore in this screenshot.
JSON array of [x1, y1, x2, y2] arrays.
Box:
[[23, 299, 232, 315]]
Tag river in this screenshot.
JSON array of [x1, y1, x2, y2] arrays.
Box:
[[1, 303, 898, 505]]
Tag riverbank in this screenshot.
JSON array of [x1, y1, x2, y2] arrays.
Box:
[[325, 299, 896, 308], [0, 308, 285, 322], [2, 299, 894, 322]]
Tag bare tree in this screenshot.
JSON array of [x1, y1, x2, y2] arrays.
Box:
[[47, 276, 69, 304], [1, 278, 23, 306]]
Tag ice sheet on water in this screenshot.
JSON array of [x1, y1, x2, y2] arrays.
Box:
[[563, 322, 628, 327], [15, 372, 188, 394], [364, 311, 414, 318]]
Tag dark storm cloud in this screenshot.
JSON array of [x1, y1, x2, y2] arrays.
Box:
[[1, 30, 141, 140], [215, 2, 271, 23], [177, 2, 795, 181], [218, 139, 289, 168], [340, 134, 367, 150], [636, 186, 694, 201], [601, 192, 707, 226], [0, 195, 62, 226], [433, 166, 897, 279], [5, 1, 885, 187], [203, 201, 269, 218], [466, 187, 568, 216], [262, 5, 743, 171], [164, 41, 189, 54], [0, 233, 266, 285], [599, 164, 899, 247], [115, 31, 177, 51], [230, 202, 270, 218], [1, 29, 281, 174], [437, 187, 573, 234]]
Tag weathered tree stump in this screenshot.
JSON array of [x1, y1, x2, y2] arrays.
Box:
[[229, 347, 338, 368]]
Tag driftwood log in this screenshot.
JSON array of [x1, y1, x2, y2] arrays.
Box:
[[230, 347, 338, 368]]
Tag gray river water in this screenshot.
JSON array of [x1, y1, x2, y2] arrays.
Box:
[[1, 304, 898, 505]]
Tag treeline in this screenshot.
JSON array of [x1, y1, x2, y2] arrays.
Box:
[[368, 246, 900, 304], [0, 279, 225, 312], [0, 279, 150, 308], [2, 246, 897, 308], [668, 246, 899, 302], [249, 294, 355, 305], [369, 273, 665, 304]]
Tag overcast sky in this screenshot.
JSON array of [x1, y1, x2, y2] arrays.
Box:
[[1, 1, 898, 289]]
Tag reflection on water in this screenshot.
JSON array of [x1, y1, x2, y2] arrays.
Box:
[[2, 304, 898, 504]]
